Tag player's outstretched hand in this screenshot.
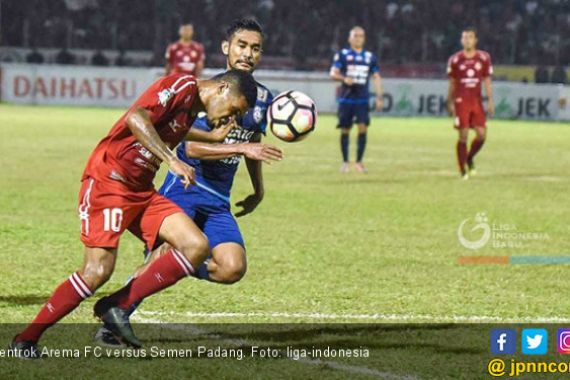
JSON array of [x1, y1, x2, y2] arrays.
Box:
[[168, 158, 196, 189], [235, 193, 263, 218], [242, 143, 283, 164]]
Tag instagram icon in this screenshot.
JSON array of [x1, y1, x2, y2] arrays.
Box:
[[558, 329, 570, 354]]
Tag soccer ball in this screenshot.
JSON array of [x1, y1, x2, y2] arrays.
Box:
[[267, 90, 317, 142]]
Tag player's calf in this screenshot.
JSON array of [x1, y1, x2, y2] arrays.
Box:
[[456, 129, 469, 177], [13, 248, 116, 346], [467, 126, 486, 176]]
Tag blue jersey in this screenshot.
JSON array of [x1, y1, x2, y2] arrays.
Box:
[[160, 81, 273, 204], [331, 48, 379, 104]]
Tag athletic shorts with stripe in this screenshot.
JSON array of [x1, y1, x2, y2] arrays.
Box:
[[78, 177, 183, 250], [454, 99, 487, 129]]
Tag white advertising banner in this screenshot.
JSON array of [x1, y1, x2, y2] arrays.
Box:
[[374, 79, 561, 120], [0, 64, 162, 107], [1, 64, 568, 121]]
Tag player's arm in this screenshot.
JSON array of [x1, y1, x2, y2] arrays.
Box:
[[186, 120, 235, 143], [446, 57, 456, 116], [330, 67, 353, 86], [372, 72, 383, 111], [483, 76, 494, 117], [164, 45, 172, 75], [185, 140, 282, 163], [330, 53, 353, 85], [195, 45, 205, 78], [483, 53, 494, 117], [195, 60, 204, 78], [126, 107, 195, 188], [447, 78, 455, 116], [235, 132, 267, 218]]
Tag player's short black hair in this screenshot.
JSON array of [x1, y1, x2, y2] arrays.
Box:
[[463, 26, 477, 36], [214, 69, 258, 108], [224, 17, 264, 41]]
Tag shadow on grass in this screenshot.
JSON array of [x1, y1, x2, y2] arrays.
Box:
[[0, 292, 114, 306]]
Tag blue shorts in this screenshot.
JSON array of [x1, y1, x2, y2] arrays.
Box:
[[159, 176, 245, 250], [337, 102, 370, 128]]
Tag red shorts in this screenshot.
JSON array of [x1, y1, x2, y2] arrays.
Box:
[[78, 177, 183, 249], [454, 99, 486, 129]]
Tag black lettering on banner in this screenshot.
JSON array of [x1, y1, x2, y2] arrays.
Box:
[[538, 99, 550, 117]]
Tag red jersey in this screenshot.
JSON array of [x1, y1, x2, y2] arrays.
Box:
[[82, 74, 198, 191], [165, 41, 205, 76], [447, 50, 493, 102]]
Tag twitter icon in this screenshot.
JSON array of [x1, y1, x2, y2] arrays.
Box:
[[522, 329, 548, 355]]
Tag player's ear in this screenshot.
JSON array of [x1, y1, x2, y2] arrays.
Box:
[[217, 80, 230, 96], [221, 40, 229, 56]]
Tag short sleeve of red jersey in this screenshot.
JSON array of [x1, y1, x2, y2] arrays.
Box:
[[197, 43, 205, 62], [136, 74, 197, 125], [165, 44, 173, 60], [447, 55, 457, 78], [483, 52, 493, 77]]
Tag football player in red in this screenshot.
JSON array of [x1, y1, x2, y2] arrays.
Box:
[[447, 27, 494, 179], [165, 23, 205, 76], [10, 69, 257, 356]]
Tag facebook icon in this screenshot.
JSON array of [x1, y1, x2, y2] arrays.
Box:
[[491, 329, 516, 355]]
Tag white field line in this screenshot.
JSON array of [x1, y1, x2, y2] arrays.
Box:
[[133, 315, 419, 380], [136, 310, 570, 323]]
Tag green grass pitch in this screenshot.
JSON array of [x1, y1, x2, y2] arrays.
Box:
[[0, 104, 569, 379]]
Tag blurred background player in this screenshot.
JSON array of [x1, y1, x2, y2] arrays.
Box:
[[447, 27, 494, 179], [93, 18, 282, 346], [330, 26, 383, 173], [165, 23, 205, 76]]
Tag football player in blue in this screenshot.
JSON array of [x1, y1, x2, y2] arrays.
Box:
[[330, 26, 383, 173], [94, 18, 282, 346]]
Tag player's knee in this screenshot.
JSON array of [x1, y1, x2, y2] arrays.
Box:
[[81, 258, 114, 290], [176, 232, 210, 262], [219, 260, 247, 284]]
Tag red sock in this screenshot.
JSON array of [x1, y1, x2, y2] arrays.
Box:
[[468, 138, 485, 161], [456, 141, 468, 175], [17, 272, 92, 343], [112, 249, 194, 310]]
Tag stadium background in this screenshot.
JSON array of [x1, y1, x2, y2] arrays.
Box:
[[1, 0, 569, 121], [0, 1, 569, 378]]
